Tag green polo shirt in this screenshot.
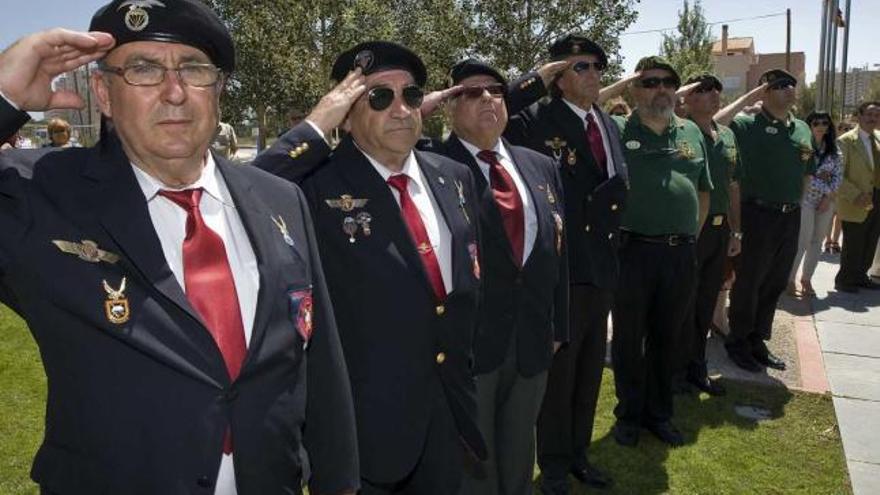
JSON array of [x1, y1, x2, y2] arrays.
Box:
[[697, 120, 739, 215], [730, 110, 815, 204], [613, 113, 712, 236]]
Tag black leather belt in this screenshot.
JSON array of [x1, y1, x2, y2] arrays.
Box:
[[621, 231, 695, 246], [746, 198, 800, 213]]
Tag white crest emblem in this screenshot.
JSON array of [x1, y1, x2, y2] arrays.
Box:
[[625, 140, 641, 150], [118, 0, 166, 32]]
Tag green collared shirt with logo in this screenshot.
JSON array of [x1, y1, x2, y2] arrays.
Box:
[[729, 111, 815, 204], [613, 114, 712, 236], [699, 120, 740, 215]]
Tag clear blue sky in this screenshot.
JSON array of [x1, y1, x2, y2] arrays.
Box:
[[1, 0, 877, 84]]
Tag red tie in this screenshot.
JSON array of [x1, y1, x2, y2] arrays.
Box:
[[585, 113, 608, 177], [386, 175, 447, 302], [159, 188, 246, 454], [477, 150, 525, 267]]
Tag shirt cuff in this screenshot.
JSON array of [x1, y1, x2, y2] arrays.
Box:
[[305, 119, 327, 144], [0, 88, 21, 111]]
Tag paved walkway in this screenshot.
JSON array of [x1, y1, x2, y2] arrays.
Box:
[[805, 253, 880, 495]]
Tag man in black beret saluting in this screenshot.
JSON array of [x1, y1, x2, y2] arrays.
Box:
[[503, 33, 626, 494], [0, 1, 359, 494], [254, 42, 487, 495]]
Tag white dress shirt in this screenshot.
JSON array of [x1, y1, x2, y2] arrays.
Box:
[[459, 138, 538, 264], [360, 148, 453, 294], [562, 98, 616, 178], [859, 128, 877, 169], [131, 153, 259, 495]]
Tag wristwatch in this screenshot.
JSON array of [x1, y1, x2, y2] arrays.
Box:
[[730, 231, 743, 241]]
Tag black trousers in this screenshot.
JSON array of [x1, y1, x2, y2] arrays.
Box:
[[536, 284, 613, 479], [611, 238, 696, 425], [361, 394, 467, 495], [836, 189, 880, 287], [681, 216, 730, 378], [728, 202, 800, 353]]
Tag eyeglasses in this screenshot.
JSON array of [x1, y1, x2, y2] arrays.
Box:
[[366, 85, 424, 111], [768, 80, 796, 90], [458, 84, 506, 99], [99, 62, 223, 87], [572, 61, 606, 73], [693, 82, 722, 93], [811, 120, 830, 127], [637, 77, 679, 90]]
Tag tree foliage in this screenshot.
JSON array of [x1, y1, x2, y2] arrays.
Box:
[[204, 0, 640, 145], [660, 0, 713, 82]]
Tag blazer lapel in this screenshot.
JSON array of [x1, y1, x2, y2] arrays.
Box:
[[445, 135, 520, 266], [336, 139, 437, 300], [214, 158, 298, 374], [547, 99, 606, 182], [80, 142, 227, 385]]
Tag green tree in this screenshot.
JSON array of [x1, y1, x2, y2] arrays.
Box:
[[470, 0, 639, 81], [660, 0, 713, 82], [796, 82, 817, 119]]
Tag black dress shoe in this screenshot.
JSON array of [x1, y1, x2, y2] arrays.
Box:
[[539, 477, 569, 495], [753, 350, 786, 370], [687, 375, 727, 396], [835, 283, 860, 293], [727, 349, 762, 372], [612, 422, 639, 447], [570, 461, 612, 489], [644, 421, 685, 447]]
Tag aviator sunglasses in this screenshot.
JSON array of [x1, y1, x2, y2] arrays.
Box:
[[458, 84, 506, 99], [366, 85, 425, 111], [637, 77, 679, 89], [572, 61, 606, 73], [693, 80, 722, 93]]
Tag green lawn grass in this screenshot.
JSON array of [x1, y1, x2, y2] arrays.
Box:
[[0, 305, 851, 494]]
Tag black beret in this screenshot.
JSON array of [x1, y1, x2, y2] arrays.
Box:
[[446, 58, 507, 88], [89, 0, 235, 73], [548, 34, 608, 66], [331, 41, 427, 86], [635, 56, 681, 86], [685, 72, 723, 90], [759, 69, 797, 88]]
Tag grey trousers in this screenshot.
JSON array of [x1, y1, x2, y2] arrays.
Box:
[[459, 333, 549, 495]]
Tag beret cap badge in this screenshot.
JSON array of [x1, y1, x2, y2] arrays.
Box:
[[118, 0, 166, 32], [353, 50, 374, 72]]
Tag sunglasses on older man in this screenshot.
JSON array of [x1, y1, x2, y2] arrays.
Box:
[[572, 61, 606, 73], [637, 77, 679, 89], [458, 84, 506, 99], [366, 85, 425, 111]]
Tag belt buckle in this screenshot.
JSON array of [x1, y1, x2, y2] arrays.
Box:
[[667, 235, 681, 246], [781, 203, 794, 213]]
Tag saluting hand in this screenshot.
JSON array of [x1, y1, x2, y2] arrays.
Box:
[[420, 85, 463, 118], [306, 68, 366, 136], [536, 60, 570, 88], [0, 29, 114, 111], [675, 81, 701, 99]]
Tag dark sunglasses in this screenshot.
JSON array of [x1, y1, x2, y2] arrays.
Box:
[[693, 81, 722, 93], [572, 61, 606, 73], [637, 77, 679, 89], [811, 120, 830, 127], [458, 84, 506, 99], [769, 80, 796, 90], [367, 85, 424, 111]]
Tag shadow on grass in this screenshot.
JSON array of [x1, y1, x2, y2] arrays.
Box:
[[549, 373, 795, 494]]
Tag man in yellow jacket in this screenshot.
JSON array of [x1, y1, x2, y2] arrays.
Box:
[[835, 101, 880, 292]]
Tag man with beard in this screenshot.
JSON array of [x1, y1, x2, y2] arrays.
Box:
[[427, 59, 568, 495], [503, 33, 627, 494], [726, 69, 814, 372], [254, 42, 487, 495], [610, 56, 711, 448], [677, 73, 743, 396]]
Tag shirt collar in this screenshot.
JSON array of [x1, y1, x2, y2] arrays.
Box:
[[131, 152, 228, 205], [457, 137, 511, 165], [357, 144, 424, 191], [562, 98, 600, 123]]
